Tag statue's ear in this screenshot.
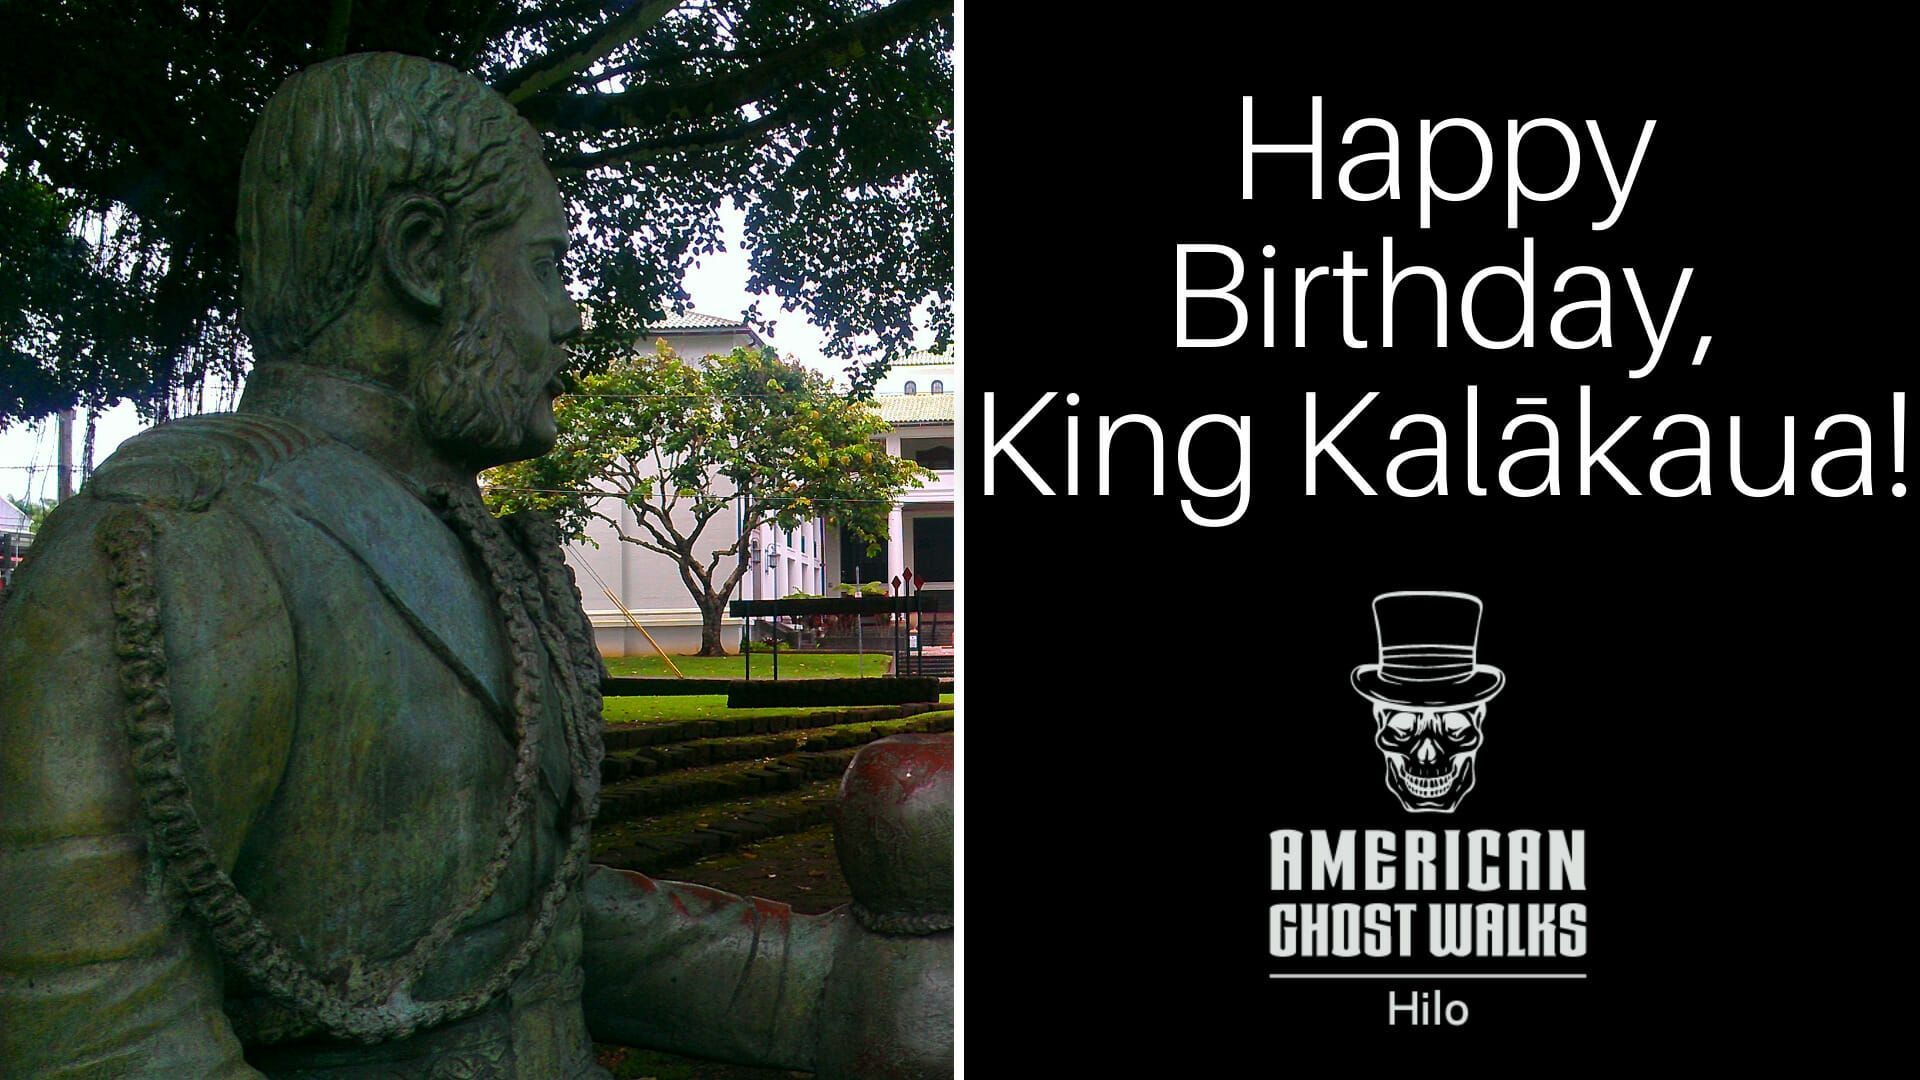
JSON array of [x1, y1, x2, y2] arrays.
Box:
[[379, 194, 451, 314]]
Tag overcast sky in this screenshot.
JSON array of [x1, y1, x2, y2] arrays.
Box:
[[1, 200, 912, 504]]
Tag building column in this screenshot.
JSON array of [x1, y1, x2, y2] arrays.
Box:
[[771, 527, 784, 598], [886, 506, 905, 589]]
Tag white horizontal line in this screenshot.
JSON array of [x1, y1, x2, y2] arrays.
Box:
[[1270, 973, 1587, 980]]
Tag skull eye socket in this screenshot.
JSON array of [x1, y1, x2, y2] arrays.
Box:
[[1380, 711, 1418, 743], [1441, 712, 1472, 735]]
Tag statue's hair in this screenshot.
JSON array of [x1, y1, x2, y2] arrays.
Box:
[[237, 53, 546, 363]]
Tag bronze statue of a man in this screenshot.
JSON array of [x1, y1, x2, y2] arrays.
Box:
[[0, 53, 950, 1078]]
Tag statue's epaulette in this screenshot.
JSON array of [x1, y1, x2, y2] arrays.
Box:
[[87, 414, 319, 512]]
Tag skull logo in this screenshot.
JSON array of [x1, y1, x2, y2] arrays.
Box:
[[1351, 592, 1505, 815], [1372, 704, 1486, 813]]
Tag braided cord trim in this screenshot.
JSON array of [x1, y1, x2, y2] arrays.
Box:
[[104, 507, 406, 1044], [850, 903, 954, 936], [102, 488, 602, 1046], [505, 511, 605, 821]]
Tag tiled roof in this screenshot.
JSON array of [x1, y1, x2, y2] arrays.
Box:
[[645, 312, 747, 331], [875, 392, 953, 424], [894, 351, 956, 367]]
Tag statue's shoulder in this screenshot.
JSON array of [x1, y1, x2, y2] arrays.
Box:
[[7, 411, 321, 604], [1, 415, 303, 872], [87, 412, 322, 512]]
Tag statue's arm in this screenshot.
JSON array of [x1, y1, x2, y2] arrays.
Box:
[[578, 864, 847, 1071], [0, 497, 297, 1078], [578, 735, 954, 1079]]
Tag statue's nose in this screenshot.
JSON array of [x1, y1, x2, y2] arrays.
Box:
[[552, 301, 583, 344], [1414, 737, 1440, 764]]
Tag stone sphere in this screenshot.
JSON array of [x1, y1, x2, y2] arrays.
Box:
[[834, 733, 953, 925]]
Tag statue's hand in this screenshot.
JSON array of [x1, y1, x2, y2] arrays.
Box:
[[816, 734, 955, 1080]]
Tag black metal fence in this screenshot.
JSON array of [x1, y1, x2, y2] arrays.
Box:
[[727, 590, 954, 680]]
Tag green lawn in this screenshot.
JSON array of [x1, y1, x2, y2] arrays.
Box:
[[601, 695, 848, 725], [601, 689, 954, 725], [602, 653, 893, 679], [603, 694, 954, 725], [596, 654, 945, 724]]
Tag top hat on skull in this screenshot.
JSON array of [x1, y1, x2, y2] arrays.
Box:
[[1350, 592, 1505, 813]]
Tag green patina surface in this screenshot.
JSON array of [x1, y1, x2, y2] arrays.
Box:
[[0, 53, 949, 1080]]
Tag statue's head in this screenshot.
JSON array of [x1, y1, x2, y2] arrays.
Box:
[[237, 52, 579, 466]]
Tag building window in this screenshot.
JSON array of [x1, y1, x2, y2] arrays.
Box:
[[903, 381, 917, 395], [931, 380, 944, 393], [841, 522, 888, 587], [911, 516, 954, 582]]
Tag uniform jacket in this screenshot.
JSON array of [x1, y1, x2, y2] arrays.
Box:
[[0, 370, 838, 1078]]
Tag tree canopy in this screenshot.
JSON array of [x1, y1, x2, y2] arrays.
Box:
[[0, 170, 164, 424], [0, 0, 953, 426], [486, 342, 930, 653]]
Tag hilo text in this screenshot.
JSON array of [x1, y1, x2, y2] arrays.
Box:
[[1390, 990, 1469, 1027]]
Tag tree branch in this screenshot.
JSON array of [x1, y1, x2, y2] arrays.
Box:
[[596, 42, 769, 83], [495, 0, 685, 105], [500, 0, 621, 36], [617, 507, 683, 559], [677, 553, 709, 600], [613, 530, 681, 560], [548, 103, 804, 176], [517, 0, 950, 135], [648, 446, 683, 517], [719, 552, 750, 598], [7, 117, 169, 223], [321, 0, 353, 59]]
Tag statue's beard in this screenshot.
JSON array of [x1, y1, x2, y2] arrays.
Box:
[[414, 269, 553, 464]]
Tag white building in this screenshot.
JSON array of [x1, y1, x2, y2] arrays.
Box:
[[565, 329, 956, 657], [820, 353, 955, 626], [1, 496, 32, 588]]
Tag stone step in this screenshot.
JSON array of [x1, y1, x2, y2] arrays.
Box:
[[667, 823, 850, 915], [600, 700, 944, 752], [599, 708, 952, 785], [595, 710, 954, 820], [596, 747, 857, 824], [898, 655, 953, 677], [593, 778, 843, 875]]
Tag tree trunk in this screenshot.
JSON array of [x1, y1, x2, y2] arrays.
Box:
[[697, 600, 727, 657]]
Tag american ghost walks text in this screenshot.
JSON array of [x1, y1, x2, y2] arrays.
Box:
[[1269, 829, 1588, 960]]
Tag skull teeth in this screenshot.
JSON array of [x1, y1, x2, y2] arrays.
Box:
[[1399, 770, 1460, 797]]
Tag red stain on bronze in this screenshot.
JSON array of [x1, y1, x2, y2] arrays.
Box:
[[614, 868, 659, 893], [843, 733, 952, 805], [750, 897, 791, 926], [663, 881, 737, 918]]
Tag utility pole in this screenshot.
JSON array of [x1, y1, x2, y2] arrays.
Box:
[[55, 409, 74, 501]]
